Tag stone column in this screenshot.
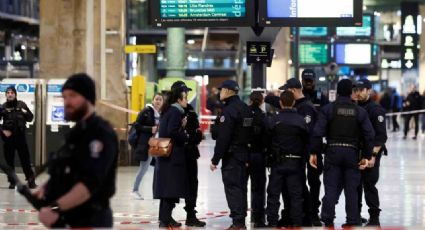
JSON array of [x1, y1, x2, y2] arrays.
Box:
[[419, 4, 425, 93], [166, 28, 186, 78], [39, 0, 128, 141]]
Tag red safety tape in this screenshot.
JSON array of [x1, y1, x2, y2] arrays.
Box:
[[119, 211, 230, 225]]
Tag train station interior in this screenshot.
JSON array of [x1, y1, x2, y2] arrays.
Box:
[[1, 0, 425, 229]]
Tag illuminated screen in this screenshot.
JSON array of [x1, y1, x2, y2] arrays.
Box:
[[337, 15, 372, 36], [299, 27, 328, 37], [299, 44, 328, 65], [336, 44, 372, 65], [267, 0, 354, 18], [151, 0, 254, 27]]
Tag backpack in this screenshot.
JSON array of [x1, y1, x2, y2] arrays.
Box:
[[128, 123, 138, 148]]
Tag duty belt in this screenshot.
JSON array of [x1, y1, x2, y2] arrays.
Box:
[[284, 154, 302, 159], [328, 143, 357, 149]]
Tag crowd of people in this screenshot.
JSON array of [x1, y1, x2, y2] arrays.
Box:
[[378, 86, 425, 139]]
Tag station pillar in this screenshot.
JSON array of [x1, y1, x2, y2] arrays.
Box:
[[39, 0, 128, 141], [166, 28, 186, 78]]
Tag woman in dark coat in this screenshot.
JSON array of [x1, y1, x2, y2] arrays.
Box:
[[131, 93, 163, 200], [153, 87, 189, 228]]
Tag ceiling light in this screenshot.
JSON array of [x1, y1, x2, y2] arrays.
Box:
[[187, 40, 195, 45]]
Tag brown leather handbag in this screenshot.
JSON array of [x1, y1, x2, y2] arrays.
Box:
[[148, 137, 173, 157]]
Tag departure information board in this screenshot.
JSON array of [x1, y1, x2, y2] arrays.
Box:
[[151, 0, 254, 27], [259, 0, 362, 27], [299, 43, 328, 65]]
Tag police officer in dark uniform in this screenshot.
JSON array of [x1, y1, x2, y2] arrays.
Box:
[[265, 78, 320, 226], [0, 86, 36, 189], [266, 90, 309, 227], [210, 80, 253, 230], [309, 79, 375, 227], [171, 81, 206, 227], [35, 73, 118, 228], [354, 79, 388, 226], [280, 78, 321, 226], [247, 91, 268, 228], [301, 69, 329, 109]]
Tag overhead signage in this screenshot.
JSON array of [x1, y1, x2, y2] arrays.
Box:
[[150, 0, 255, 27], [247, 42, 271, 65], [259, 0, 362, 27], [401, 2, 419, 70], [125, 45, 157, 54], [299, 43, 328, 65]]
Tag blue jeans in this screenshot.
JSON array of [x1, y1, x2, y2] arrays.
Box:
[[133, 155, 152, 192]]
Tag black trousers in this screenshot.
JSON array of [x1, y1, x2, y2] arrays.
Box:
[[392, 109, 400, 131], [185, 154, 199, 216], [404, 114, 419, 137], [3, 131, 34, 182], [222, 156, 248, 225], [159, 198, 178, 223], [307, 153, 323, 215], [65, 207, 113, 228], [358, 154, 382, 217], [266, 160, 304, 226], [247, 152, 266, 223]]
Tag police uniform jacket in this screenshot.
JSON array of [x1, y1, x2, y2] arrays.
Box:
[[0, 100, 33, 133], [212, 95, 252, 165], [45, 113, 118, 223], [359, 99, 388, 161], [153, 105, 189, 199], [311, 97, 375, 158]]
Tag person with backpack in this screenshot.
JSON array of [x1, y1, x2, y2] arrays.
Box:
[[247, 91, 268, 227], [130, 93, 164, 200]]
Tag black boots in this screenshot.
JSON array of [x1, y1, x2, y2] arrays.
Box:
[[186, 212, 206, 227], [366, 211, 381, 226], [27, 177, 37, 189]]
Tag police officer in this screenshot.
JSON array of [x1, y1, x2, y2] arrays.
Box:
[[210, 80, 253, 230], [280, 78, 321, 226], [301, 69, 329, 109], [0, 86, 36, 189], [309, 79, 375, 227], [35, 73, 118, 228], [354, 79, 388, 226], [247, 91, 268, 227], [171, 81, 206, 227], [266, 90, 309, 227]]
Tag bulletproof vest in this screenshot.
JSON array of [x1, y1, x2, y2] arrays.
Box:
[[250, 107, 266, 151], [272, 122, 305, 157], [230, 101, 254, 146], [328, 102, 361, 145], [2, 101, 27, 131]]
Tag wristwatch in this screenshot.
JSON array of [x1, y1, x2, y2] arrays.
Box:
[[50, 201, 61, 213]]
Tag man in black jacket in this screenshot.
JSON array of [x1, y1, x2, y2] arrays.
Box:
[[1, 86, 36, 189], [403, 85, 422, 139]]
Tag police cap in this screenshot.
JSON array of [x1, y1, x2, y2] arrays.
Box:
[[355, 78, 372, 89], [279, 78, 302, 90], [218, 80, 240, 91], [302, 69, 316, 80]]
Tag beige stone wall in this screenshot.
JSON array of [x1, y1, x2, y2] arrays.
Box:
[[419, 5, 425, 93], [39, 0, 128, 140]]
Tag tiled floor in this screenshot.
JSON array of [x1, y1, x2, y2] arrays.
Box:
[[0, 131, 424, 229]]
